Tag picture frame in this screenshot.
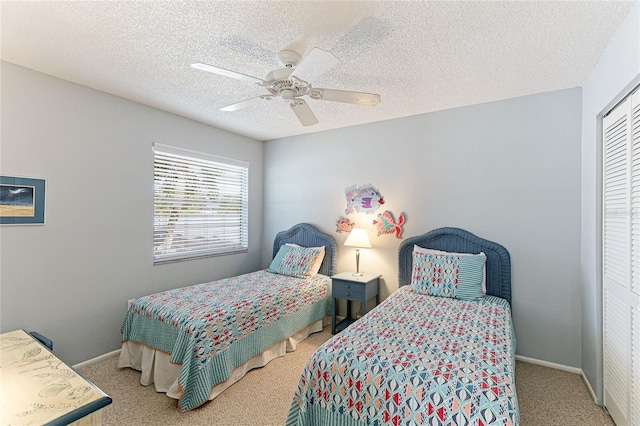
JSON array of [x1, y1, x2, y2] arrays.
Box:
[[0, 176, 46, 225]]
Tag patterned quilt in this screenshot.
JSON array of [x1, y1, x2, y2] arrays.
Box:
[[121, 269, 330, 412], [287, 286, 519, 426]]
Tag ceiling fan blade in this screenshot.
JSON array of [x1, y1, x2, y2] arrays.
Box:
[[191, 63, 265, 85], [290, 48, 339, 83], [310, 88, 381, 106], [220, 96, 268, 112], [290, 99, 319, 126]]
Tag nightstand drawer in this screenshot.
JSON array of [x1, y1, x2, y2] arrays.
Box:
[[332, 282, 364, 299]]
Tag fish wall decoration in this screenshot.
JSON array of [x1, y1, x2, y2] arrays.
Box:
[[336, 216, 355, 233], [345, 183, 384, 215], [373, 210, 406, 238]]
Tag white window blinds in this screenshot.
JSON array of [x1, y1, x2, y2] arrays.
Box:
[[153, 143, 248, 263]]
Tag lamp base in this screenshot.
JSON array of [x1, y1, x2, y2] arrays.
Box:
[[352, 249, 364, 277]]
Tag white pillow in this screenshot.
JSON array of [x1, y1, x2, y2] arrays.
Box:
[[413, 245, 487, 295], [286, 243, 326, 277]]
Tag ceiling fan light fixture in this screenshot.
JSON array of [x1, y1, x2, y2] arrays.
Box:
[[281, 89, 296, 100]]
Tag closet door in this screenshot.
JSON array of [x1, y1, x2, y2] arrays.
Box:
[[603, 96, 631, 426], [603, 88, 640, 426], [631, 88, 640, 426]]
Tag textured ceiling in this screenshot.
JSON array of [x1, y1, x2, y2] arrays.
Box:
[[1, 1, 635, 141]]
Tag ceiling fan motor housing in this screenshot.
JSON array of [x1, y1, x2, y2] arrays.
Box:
[[265, 68, 293, 82], [265, 68, 310, 98]]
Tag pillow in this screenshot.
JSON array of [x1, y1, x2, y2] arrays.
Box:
[[414, 245, 487, 294], [411, 249, 486, 301], [286, 243, 326, 277], [269, 245, 292, 273], [270, 245, 323, 278]]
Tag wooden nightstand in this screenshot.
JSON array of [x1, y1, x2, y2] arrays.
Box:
[[331, 272, 381, 334]]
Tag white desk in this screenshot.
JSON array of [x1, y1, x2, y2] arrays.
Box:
[[1, 329, 112, 426]]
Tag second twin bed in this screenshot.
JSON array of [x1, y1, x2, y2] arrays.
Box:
[[287, 227, 519, 425]]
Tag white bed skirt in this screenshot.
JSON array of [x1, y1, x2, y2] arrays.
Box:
[[118, 318, 326, 402]]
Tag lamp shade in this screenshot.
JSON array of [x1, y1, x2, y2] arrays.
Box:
[[344, 228, 372, 249]]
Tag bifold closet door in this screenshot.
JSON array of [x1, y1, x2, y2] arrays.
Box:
[[603, 87, 640, 426], [630, 89, 640, 426]]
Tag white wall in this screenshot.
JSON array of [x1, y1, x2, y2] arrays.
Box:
[[263, 88, 583, 367], [0, 62, 264, 365], [580, 1, 640, 403]]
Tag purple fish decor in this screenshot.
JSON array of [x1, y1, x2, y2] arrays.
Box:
[[344, 184, 384, 215], [373, 210, 406, 238], [335, 216, 355, 233]]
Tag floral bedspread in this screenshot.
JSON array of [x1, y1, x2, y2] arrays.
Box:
[[287, 286, 519, 425], [121, 269, 330, 412]]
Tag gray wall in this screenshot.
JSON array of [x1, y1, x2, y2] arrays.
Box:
[[0, 62, 264, 365], [263, 88, 583, 367], [580, 2, 640, 403]]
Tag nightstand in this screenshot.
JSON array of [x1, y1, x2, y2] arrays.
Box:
[[331, 272, 381, 334]]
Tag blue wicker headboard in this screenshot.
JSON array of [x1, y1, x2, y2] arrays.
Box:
[[398, 227, 512, 305], [273, 223, 337, 277]]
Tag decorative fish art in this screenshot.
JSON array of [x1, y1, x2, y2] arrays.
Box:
[[345, 184, 384, 215], [336, 216, 355, 233], [373, 210, 406, 238]]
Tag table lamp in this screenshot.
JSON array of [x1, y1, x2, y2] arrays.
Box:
[[344, 228, 372, 276]]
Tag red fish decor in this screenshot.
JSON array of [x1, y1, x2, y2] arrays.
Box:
[[336, 216, 355, 233], [345, 184, 384, 215], [373, 210, 406, 238]]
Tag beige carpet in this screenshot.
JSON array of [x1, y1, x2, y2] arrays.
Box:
[[78, 328, 614, 425]]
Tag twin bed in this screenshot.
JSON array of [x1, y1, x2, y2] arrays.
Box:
[[287, 227, 519, 425], [119, 224, 519, 424], [118, 223, 337, 412]]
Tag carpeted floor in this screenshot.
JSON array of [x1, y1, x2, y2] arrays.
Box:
[[78, 328, 614, 425]]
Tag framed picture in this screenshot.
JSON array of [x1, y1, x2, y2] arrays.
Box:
[[0, 176, 46, 225]]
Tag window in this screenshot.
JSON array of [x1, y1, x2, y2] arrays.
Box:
[[153, 143, 248, 263]]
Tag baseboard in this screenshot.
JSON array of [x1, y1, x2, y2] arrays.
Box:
[[73, 349, 121, 370], [581, 370, 599, 404], [515, 355, 582, 375]]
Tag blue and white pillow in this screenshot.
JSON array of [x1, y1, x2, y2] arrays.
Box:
[[269, 245, 292, 273], [269, 245, 323, 278], [411, 250, 486, 301], [285, 243, 325, 277], [413, 245, 487, 294]]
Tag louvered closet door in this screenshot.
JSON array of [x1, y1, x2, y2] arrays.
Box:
[[603, 87, 640, 426], [604, 96, 631, 426], [631, 88, 640, 426]]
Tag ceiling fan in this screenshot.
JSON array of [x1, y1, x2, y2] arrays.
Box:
[[191, 48, 381, 126]]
